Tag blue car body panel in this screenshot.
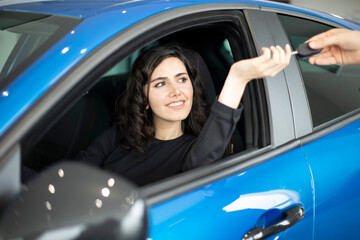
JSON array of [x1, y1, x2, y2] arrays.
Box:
[[0, 0, 359, 137], [149, 147, 314, 239], [148, 119, 360, 239], [301, 119, 360, 239]]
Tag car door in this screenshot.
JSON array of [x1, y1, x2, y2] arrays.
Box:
[[141, 7, 315, 240], [276, 12, 360, 239]]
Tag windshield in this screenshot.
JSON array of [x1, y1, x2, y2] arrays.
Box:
[[0, 11, 81, 90]]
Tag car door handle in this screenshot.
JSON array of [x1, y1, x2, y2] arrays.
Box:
[[242, 205, 305, 240]]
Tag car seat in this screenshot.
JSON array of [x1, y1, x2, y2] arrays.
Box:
[[185, 49, 244, 156], [24, 92, 111, 173]]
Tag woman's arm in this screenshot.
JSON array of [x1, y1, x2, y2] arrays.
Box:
[[218, 45, 291, 109], [184, 45, 291, 170], [183, 100, 243, 170]]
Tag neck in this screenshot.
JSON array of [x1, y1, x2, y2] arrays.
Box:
[[154, 121, 183, 140]]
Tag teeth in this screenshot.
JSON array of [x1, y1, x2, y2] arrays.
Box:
[[168, 101, 184, 107]]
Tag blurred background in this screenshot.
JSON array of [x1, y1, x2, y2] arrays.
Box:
[[275, 0, 360, 23]]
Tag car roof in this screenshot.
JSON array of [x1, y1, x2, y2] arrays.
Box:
[[0, 0, 353, 21], [1, 1, 358, 34]]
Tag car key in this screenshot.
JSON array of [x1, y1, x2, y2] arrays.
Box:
[[292, 42, 323, 58]]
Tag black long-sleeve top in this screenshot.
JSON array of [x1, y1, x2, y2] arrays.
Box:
[[77, 100, 243, 186]]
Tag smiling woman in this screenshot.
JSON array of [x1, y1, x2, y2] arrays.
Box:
[[76, 44, 291, 186], [147, 57, 194, 140]]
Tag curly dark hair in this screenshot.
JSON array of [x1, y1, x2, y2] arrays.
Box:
[[115, 44, 208, 152]]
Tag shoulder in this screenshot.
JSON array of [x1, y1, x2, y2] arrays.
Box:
[[90, 125, 122, 149], [99, 125, 120, 139]]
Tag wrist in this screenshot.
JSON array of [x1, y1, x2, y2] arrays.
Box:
[[218, 75, 247, 109]]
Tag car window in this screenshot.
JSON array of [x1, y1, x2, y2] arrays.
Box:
[[22, 16, 266, 186], [0, 11, 81, 90], [279, 15, 360, 127]]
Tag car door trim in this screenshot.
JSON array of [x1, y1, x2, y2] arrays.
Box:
[[259, 6, 349, 29], [248, 10, 314, 138], [244, 9, 295, 146], [301, 111, 360, 145]]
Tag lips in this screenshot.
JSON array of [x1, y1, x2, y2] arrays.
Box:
[[167, 100, 185, 107]]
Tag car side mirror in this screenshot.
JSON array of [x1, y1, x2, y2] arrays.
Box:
[[0, 162, 147, 240]]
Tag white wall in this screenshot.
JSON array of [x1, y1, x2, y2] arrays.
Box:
[[290, 0, 360, 23]]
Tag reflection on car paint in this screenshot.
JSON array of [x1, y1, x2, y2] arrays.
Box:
[[223, 190, 300, 212]]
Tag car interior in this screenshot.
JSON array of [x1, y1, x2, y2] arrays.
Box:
[[21, 20, 270, 185]]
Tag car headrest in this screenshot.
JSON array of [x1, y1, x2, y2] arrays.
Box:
[[184, 49, 217, 105]]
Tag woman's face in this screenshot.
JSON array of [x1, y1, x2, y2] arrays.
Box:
[[147, 57, 193, 129]]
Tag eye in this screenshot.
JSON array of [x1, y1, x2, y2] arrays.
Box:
[[178, 77, 188, 83], [154, 81, 165, 88]]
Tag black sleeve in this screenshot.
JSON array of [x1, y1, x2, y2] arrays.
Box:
[[183, 100, 243, 170], [76, 125, 118, 167]]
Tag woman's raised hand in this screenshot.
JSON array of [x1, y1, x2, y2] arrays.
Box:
[[231, 44, 291, 82], [219, 44, 291, 109]]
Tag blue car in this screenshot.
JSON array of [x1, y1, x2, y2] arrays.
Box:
[[1, 0, 360, 239]]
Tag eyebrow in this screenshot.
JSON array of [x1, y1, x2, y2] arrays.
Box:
[[150, 72, 188, 83]]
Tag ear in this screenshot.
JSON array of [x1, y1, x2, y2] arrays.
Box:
[[146, 104, 149, 110]]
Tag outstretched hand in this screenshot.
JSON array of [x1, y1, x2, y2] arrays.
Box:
[[219, 44, 291, 109], [307, 28, 360, 65], [233, 44, 292, 80]]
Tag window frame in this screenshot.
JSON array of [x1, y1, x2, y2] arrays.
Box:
[[0, 11, 82, 91]]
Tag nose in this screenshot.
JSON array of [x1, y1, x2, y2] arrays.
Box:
[[170, 83, 181, 97]]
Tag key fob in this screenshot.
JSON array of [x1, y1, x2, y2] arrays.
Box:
[[296, 42, 323, 58]]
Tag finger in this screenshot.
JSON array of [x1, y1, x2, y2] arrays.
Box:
[[308, 51, 337, 65], [250, 46, 289, 78], [267, 46, 291, 76], [261, 47, 271, 59], [309, 31, 341, 50], [309, 38, 329, 50], [307, 30, 331, 43], [285, 44, 292, 64], [248, 48, 270, 65], [314, 57, 338, 65], [276, 45, 285, 64], [308, 56, 316, 65], [270, 46, 280, 63], [249, 48, 272, 68], [306, 28, 341, 44]]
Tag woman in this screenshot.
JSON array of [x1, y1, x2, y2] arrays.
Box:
[[77, 44, 291, 186]]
